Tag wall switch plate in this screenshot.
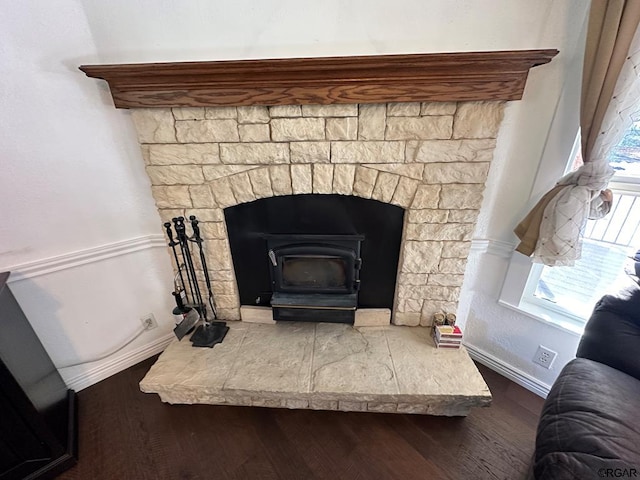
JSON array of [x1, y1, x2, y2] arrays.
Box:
[[140, 313, 158, 330], [533, 345, 557, 369]]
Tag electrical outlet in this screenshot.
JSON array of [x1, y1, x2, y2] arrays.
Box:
[[140, 313, 157, 330], [533, 345, 557, 369]]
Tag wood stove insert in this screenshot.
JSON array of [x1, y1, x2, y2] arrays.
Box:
[[265, 234, 363, 323]]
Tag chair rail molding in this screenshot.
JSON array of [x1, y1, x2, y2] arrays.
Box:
[[3, 234, 166, 282]]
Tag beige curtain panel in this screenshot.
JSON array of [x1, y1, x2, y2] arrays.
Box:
[[514, 0, 640, 266], [582, 0, 640, 161]]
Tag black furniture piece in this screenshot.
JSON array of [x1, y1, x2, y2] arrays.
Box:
[[0, 272, 77, 480], [532, 278, 640, 479]]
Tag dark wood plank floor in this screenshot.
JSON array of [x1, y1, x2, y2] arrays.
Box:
[[59, 357, 543, 480]]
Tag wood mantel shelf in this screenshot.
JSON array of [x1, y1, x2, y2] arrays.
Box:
[[80, 50, 558, 109]]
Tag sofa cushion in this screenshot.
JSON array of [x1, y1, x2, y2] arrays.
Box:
[[577, 281, 640, 381], [534, 358, 640, 480]]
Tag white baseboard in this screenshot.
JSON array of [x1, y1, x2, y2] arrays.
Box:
[[4, 234, 166, 282], [464, 342, 551, 398], [62, 333, 174, 392]]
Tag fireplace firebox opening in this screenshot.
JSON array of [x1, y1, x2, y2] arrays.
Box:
[[225, 194, 404, 324]]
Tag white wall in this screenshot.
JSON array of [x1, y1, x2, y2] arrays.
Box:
[[474, 2, 590, 242], [0, 2, 175, 389], [0, 0, 587, 391], [459, 2, 590, 394]]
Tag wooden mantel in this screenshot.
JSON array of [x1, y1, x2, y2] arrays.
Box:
[[80, 50, 558, 109]]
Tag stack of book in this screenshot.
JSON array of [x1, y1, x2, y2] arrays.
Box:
[[433, 324, 463, 349]]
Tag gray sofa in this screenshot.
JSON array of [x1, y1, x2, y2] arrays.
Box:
[[532, 280, 640, 479]]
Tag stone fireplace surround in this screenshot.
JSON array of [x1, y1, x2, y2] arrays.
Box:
[[130, 100, 504, 325], [80, 50, 558, 327], [80, 51, 556, 414]]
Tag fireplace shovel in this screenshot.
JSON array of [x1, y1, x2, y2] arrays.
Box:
[[172, 291, 200, 341]]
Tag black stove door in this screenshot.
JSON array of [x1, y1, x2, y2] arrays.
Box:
[[269, 244, 359, 294]]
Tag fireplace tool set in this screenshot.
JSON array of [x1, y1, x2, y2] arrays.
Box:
[[164, 216, 229, 348]]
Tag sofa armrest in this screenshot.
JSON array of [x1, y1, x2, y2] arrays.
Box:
[[577, 281, 640, 381], [534, 359, 640, 480]]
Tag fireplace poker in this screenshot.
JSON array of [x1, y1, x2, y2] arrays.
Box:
[[164, 222, 190, 303], [174, 217, 206, 320], [189, 215, 218, 320]]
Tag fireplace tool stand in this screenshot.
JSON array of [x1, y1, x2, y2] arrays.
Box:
[[165, 216, 228, 348]]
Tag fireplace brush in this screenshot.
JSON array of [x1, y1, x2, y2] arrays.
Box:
[[164, 216, 228, 348]]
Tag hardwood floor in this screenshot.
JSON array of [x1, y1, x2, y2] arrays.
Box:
[[59, 357, 543, 480]]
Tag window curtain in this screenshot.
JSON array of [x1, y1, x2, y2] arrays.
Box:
[[514, 0, 640, 266]]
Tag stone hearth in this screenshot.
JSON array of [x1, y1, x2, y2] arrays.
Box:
[[140, 322, 491, 416]]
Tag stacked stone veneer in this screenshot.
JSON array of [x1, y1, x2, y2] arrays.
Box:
[[131, 101, 505, 326]]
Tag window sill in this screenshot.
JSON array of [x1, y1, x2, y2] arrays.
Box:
[[498, 298, 584, 337]]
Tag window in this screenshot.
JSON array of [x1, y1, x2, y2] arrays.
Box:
[[498, 27, 640, 335], [521, 121, 640, 325]]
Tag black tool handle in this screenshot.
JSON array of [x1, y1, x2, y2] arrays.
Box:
[[165, 222, 177, 246], [190, 216, 202, 243], [174, 216, 187, 241], [172, 291, 185, 310]]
